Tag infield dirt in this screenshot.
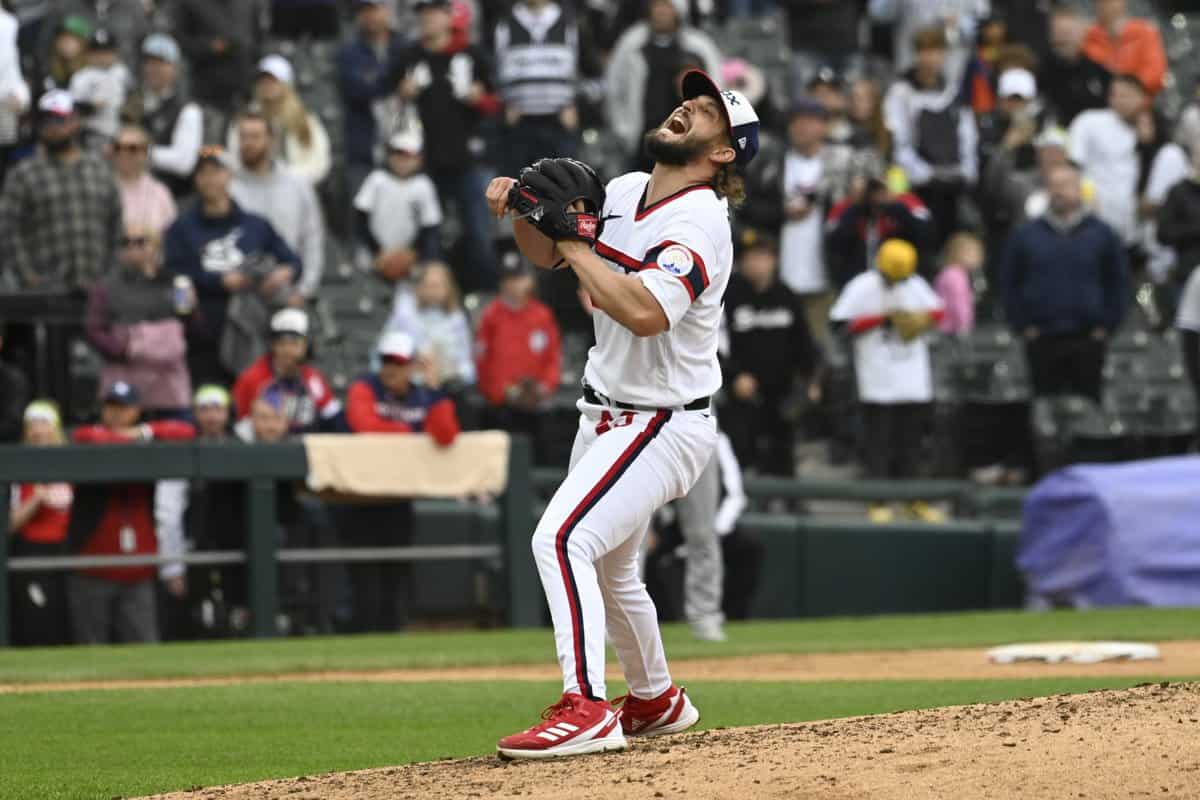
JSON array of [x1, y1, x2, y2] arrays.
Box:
[[144, 681, 1200, 800]]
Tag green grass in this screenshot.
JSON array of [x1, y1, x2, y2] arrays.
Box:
[[2, 607, 1197, 684], [0, 677, 1179, 800]]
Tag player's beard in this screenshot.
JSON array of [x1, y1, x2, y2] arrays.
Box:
[[642, 125, 708, 166]]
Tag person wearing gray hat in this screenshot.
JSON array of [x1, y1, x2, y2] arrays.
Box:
[[122, 33, 203, 198]]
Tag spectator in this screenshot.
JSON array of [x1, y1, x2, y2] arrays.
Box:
[[744, 97, 863, 339], [847, 76, 891, 156], [183, 384, 252, 637], [385, 262, 476, 392], [1000, 164, 1131, 403], [1039, 4, 1110, 127], [979, 72, 1043, 255], [1082, 0, 1166, 97], [122, 33, 204, 199], [67, 381, 195, 644], [85, 224, 192, 417], [39, 15, 90, 91], [958, 15, 1008, 116], [826, 161, 934, 290], [342, 331, 460, 631], [1157, 139, 1200, 288], [721, 233, 817, 477], [868, 0, 989, 83], [0, 4, 29, 189], [828, 238, 946, 524], [0, 90, 121, 291], [270, 0, 341, 40], [1177, 268, 1200, 432], [474, 258, 561, 462], [68, 28, 129, 150], [232, 309, 342, 433], [192, 384, 232, 439], [1068, 73, 1144, 247], [1022, 127, 1095, 221], [0, 321, 29, 442], [7, 400, 73, 646], [390, 0, 499, 290], [935, 231, 981, 336], [164, 145, 300, 385], [1175, 84, 1200, 152], [354, 128, 442, 286], [336, 0, 406, 205], [494, 0, 580, 177], [230, 110, 325, 306], [43, 0, 148, 70], [174, 0, 264, 130], [111, 123, 177, 233], [605, 0, 721, 170], [1136, 110, 1189, 288], [227, 55, 332, 187], [883, 26, 979, 245]]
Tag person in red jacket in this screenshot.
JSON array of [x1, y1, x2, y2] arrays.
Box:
[[66, 381, 196, 644], [341, 331, 459, 631], [475, 258, 561, 462], [1083, 0, 1166, 97], [8, 400, 73, 646], [232, 308, 343, 433]]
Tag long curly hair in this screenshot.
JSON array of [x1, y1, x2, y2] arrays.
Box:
[[713, 162, 746, 208]]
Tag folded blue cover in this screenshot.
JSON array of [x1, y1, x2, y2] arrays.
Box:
[[1018, 456, 1200, 607]]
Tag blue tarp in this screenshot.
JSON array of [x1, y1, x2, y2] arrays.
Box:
[[1018, 456, 1200, 607]]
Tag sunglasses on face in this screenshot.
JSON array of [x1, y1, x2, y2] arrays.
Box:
[[114, 142, 148, 153], [120, 236, 149, 247]]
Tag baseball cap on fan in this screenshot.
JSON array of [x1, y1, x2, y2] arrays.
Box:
[[38, 90, 75, 118], [680, 69, 760, 166], [377, 331, 416, 364]]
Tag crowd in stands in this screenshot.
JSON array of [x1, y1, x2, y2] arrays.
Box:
[[3, 0, 1200, 642]]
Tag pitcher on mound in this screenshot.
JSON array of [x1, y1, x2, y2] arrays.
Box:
[[484, 69, 760, 760]]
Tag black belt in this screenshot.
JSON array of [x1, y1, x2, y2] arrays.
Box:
[[582, 384, 709, 412]]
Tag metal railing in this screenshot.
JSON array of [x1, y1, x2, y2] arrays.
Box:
[[0, 436, 540, 646]]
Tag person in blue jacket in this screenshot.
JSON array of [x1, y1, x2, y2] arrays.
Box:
[[337, 0, 407, 218], [164, 145, 301, 385], [1000, 163, 1131, 403]]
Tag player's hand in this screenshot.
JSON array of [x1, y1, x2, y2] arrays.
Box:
[[733, 373, 758, 400], [486, 177, 518, 218], [554, 237, 591, 262]]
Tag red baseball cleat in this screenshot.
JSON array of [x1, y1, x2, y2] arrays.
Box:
[[613, 685, 700, 738], [497, 693, 627, 760]]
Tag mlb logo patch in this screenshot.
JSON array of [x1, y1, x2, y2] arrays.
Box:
[[657, 245, 694, 276]]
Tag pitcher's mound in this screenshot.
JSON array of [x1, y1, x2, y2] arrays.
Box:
[[147, 682, 1199, 800]]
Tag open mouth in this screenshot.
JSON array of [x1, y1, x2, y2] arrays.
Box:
[[666, 113, 688, 134]]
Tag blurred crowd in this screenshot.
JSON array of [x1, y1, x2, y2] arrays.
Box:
[[3, 0, 1200, 641]]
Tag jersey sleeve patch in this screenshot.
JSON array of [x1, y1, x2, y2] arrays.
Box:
[[644, 241, 709, 301]]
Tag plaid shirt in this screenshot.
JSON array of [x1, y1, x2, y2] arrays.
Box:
[[0, 150, 122, 290]]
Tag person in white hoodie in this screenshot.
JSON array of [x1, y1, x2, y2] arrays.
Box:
[[230, 109, 325, 306], [604, 0, 721, 168], [68, 27, 130, 150], [0, 5, 28, 187]]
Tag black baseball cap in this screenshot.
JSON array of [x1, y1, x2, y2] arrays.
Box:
[[89, 28, 117, 51], [791, 95, 830, 119], [104, 381, 141, 406], [807, 66, 843, 90], [412, 0, 450, 9], [497, 242, 531, 279]]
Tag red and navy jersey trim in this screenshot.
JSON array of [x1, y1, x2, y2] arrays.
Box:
[[634, 182, 714, 221], [595, 240, 642, 272], [553, 410, 671, 700]]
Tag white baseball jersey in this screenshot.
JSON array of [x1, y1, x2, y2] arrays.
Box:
[[586, 172, 733, 407]]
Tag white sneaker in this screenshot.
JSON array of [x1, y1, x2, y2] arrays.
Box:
[[690, 617, 727, 642]]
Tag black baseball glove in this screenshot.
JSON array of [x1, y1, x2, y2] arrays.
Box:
[[508, 158, 606, 246]]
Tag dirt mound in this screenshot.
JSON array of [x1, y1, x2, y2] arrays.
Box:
[[145, 682, 1200, 800]]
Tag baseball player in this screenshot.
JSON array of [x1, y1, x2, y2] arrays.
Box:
[[484, 70, 760, 759]]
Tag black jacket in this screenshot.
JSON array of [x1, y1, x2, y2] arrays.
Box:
[[1157, 178, 1200, 285], [0, 360, 27, 443], [1038, 54, 1110, 127], [174, 0, 264, 111], [722, 274, 817, 397]]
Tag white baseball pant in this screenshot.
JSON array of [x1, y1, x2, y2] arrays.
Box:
[[531, 399, 717, 701]]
